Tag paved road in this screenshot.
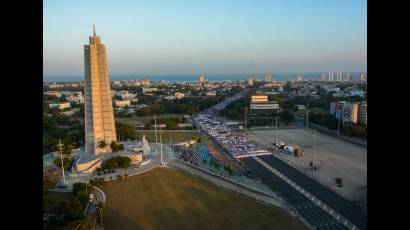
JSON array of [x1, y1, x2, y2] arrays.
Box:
[[241, 157, 349, 230], [257, 155, 366, 230], [193, 94, 366, 230]]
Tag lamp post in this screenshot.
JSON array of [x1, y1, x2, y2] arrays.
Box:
[[58, 139, 66, 187], [244, 107, 248, 133], [306, 104, 309, 127], [275, 116, 278, 152], [312, 130, 316, 175], [154, 114, 158, 144], [160, 134, 163, 165]]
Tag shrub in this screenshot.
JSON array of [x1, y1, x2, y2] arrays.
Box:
[[102, 156, 132, 169], [53, 157, 73, 170]]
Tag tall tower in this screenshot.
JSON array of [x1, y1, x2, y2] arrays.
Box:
[[199, 74, 205, 82], [84, 25, 117, 155]]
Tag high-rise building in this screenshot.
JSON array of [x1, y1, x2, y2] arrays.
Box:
[[296, 76, 303, 82], [359, 101, 367, 125], [360, 73, 366, 82], [328, 72, 334, 81], [264, 73, 272, 82], [199, 74, 205, 82], [248, 78, 254, 86], [84, 25, 117, 155], [337, 72, 342, 81], [321, 73, 326, 81]]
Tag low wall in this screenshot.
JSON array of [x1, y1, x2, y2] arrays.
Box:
[[171, 159, 282, 203]]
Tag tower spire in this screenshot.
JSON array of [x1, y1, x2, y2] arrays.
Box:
[[93, 24, 96, 36]]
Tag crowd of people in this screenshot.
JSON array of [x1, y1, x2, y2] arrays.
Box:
[[193, 112, 271, 159], [173, 145, 200, 166]]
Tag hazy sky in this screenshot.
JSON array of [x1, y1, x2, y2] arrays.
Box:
[[43, 0, 367, 76]]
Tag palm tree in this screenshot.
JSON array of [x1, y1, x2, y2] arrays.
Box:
[[118, 143, 124, 152], [110, 141, 119, 168], [98, 140, 107, 150], [62, 142, 74, 157]]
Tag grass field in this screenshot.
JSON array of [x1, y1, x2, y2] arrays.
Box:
[[100, 167, 306, 230], [117, 113, 185, 126], [135, 130, 200, 143]]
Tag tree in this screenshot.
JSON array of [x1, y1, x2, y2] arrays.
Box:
[[98, 140, 107, 149], [110, 141, 124, 167], [115, 122, 136, 140], [279, 110, 294, 125], [62, 142, 74, 157], [54, 157, 73, 170]]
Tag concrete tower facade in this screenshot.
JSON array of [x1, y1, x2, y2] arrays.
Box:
[[84, 25, 117, 155]]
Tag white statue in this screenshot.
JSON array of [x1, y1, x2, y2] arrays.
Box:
[[142, 135, 151, 155]]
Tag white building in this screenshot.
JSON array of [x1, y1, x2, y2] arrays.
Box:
[[114, 100, 131, 108], [324, 86, 340, 93], [66, 92, 84, 104], [206, 91, 217, 97], [350, 90, 366, 97], [113, 90, 136, 100], [48, 102, 71, 110], [44, 91, 62, 98], [60, 110, 75, 116], [175, 92, 185, 99], [142, 88, 158, 93], [130, 79, 150, 86], [296, 105, 306, 110]]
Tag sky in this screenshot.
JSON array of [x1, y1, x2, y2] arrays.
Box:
[[43, 0, 367, 77]]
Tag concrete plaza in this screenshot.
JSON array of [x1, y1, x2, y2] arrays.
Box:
[[246, 128, 367, 202]]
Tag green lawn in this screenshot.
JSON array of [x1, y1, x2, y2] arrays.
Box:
[[100, 167, 307, 230], [116, 113, 185, 126], [135, 130, 199, 143]]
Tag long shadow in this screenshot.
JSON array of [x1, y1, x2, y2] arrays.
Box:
[[103, 209, 145, 230]]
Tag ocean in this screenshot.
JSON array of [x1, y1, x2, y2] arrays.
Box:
[[43, 72, 365, 82]]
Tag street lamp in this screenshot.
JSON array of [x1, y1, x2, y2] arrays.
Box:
[[312, 130, 316, 175], [58, 139, 67, 187], [275, 116, 278, 152], [154, 114, 158, 144]]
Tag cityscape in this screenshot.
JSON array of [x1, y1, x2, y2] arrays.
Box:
[[43, 1, 367, 230]]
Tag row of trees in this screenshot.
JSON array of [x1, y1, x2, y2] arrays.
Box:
[[144, 117, 187, 130], [309, 112, 367, 137], [43, 118, 135, 154], [43, 182, 98, 230], [136, 86, 242, 117]]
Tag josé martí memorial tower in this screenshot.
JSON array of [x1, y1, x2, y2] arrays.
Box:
[[74, 26, 146, 173], [84, 25, 117, 155]]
